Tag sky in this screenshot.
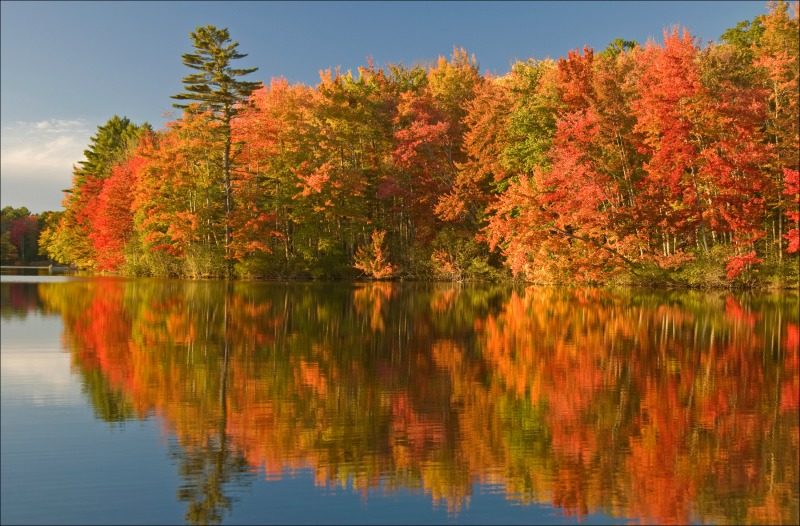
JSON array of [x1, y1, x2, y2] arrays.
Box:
[[1, 0, 768, 212]]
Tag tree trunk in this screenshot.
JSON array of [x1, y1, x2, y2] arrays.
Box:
[[223, 115, 232, 277]]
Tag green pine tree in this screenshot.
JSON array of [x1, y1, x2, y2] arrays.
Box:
[[172, 25, 261, 274]]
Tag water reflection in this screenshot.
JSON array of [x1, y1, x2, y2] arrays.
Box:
[[12, 279, 800, 524]]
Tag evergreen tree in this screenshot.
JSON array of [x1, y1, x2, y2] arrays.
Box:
[[40, 116, 147, 269], [172, 25, 261, 273], [75, 116, 148, 184]]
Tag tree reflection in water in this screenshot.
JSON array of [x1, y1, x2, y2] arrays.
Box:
[[28, 279, 800, 524]]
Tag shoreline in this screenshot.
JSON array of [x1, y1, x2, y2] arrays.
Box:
[[3, 267, 797, 292]]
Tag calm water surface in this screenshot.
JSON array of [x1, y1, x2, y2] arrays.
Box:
[[1, 276, 798, 525]]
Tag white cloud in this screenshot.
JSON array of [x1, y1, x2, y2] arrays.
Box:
[[2, 118, 91, 176], [31, 119, 87, 132], [1, 118, 93, 211]]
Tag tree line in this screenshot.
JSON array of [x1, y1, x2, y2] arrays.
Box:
[[34, 2, 799, 285], [1, 206, 59, 265]]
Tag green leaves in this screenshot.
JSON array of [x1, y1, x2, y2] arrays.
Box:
[[172, 25, 260, 116], [75, 116, 147, 184]]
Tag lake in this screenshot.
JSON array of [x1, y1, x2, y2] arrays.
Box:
[[1, 275, 798, 525]]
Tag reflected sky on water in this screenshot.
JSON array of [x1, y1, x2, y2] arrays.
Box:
[[1, 277, 798, 524]]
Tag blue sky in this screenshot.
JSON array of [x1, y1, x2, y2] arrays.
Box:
[[1, 0, 767, 212]]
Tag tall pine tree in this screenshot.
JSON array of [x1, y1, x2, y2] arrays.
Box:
[[172, 25, 260, 273]]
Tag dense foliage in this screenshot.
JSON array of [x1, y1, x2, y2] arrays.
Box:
[[0, 206, 58, 265], [40, 3, 799, 285]]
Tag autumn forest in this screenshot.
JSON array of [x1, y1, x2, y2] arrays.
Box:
[[7, 2, 798, 286]]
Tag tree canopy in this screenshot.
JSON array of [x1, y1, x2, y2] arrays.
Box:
[[40, 5, 799, 286]]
